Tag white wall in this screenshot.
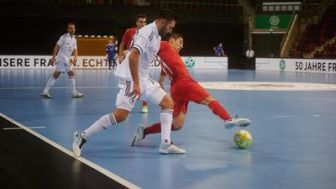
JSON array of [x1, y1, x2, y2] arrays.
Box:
[[256, 58, 336, 73]]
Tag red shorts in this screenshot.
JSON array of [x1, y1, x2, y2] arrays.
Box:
[[170, 79, 210, 117]]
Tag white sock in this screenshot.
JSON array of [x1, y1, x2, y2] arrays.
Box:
[[81, 114, 117, 140], [44, 77, 56, 92], [69, 78, 77, 94], [160, 109, 173, 144]]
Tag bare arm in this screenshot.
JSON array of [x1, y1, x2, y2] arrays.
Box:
[[50, 45, 59, 65], [71, 49, 78, 65], [118, 42, 126, 61], [158, 71, 166, 90], [129, 48, 141, 98]]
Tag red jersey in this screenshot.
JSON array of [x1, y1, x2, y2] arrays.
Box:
[[121, 28, 137, 49], [158, 41, 192, 84]]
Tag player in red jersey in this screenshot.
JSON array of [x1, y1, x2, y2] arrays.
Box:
[[130, 33, 251, 146], [118, 14, 149, 113]]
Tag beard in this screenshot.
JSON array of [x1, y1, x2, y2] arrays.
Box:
[[159, 29, 168, 38]]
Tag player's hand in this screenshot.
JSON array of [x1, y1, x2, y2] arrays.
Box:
[[129, 83, 141, 100], [117, 55, 124, 63], [49, 57, 56, 65]]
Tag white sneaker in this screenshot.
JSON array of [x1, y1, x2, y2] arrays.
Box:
[[41, 91, 52, 99], [159, 143, 186, 154], [224, 116, 250, 129], [72, 91, 84, 98], [72, 131, 87, 157], [130, 125, 145, 146]]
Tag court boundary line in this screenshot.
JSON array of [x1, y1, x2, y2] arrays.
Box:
[[0, 113, 141, 189]]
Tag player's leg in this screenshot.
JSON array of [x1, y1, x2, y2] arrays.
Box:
[[73, 108, 130, 157], [201, 96, 250, 128], [112, 59, 117, 70], [73, 83, 136, 157], [140, 79, 185, 154], [141, 101, 187, 138], [41, 71, 61, 98], [108, 59, 112, 70], [67, 70, 84, 98], [131, 107, 187, 146], [201, 96, 231, 121]]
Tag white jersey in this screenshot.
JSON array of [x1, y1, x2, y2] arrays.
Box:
[[115, 22, 161, 80], [56, 33, 77, 63]]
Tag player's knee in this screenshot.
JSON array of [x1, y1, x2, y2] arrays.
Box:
[[53, 72, 61, 79], [113, 109, 129, 123], [202, 96, 216, 105], [68, 72, 75, 79], [172, 124, 183, 131], [160, 95, 174, 109]]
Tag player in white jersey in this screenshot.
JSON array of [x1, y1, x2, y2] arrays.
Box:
[[41, 23, 84, 98], [73, 10, 185, 157]]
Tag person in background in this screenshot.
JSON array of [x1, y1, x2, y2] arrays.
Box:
[[41, 22, 84, 99], [105, 37, 118, 71], [245, 46, 255, 69], [213, 43, 226, 56]]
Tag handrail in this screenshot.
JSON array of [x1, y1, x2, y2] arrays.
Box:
[[280, 13, 298, 57], [280, 10, 296, 48]]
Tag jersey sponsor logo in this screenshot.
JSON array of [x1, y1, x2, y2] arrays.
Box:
[[148, 31, 154, 41]]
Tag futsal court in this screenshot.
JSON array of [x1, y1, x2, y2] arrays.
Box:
[[1, 68, 336, 189]]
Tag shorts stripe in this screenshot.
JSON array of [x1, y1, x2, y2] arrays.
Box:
[[109, 113, 117, 126]]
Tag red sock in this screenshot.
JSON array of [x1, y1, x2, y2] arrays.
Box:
[[144, 123, 180, 137], [144, 122, 161, 137], [208, 100, 232, 121]]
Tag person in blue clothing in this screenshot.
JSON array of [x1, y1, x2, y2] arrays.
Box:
[[213, 43, 226, 56], [105, 38, 118, 70]]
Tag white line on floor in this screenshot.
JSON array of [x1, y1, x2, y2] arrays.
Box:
[[0, 113, 140, 189], [3, 126, 46, 130]]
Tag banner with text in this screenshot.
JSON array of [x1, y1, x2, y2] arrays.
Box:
[[256, 58, 336, 73], [0, 55, 228, 70]]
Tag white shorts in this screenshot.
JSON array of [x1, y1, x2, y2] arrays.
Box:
[[55, 61, 73, 73], [115, 77, 166, 111]]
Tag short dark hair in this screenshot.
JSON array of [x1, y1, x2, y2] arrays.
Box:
[[67, 22, 75, 27], [166, 33, 183, 41], [136, 14, 147, 21], [157, 9, 177, 22]]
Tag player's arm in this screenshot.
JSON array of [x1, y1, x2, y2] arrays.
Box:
[[71, 48, 78, 65], [50, 45, 59, 65], [118, 31, 128, 61], [158, 70, 166, 90], [129, 48, 141, 98]]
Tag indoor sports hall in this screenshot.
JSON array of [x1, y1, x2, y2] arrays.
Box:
[[1, 1, 336, 189]]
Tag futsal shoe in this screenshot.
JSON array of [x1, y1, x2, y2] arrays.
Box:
[[159, 143, 186, 154], [130, 125, 145, 146], [72, 131, 87, 157], [224, 116, 251, 129], [141, 104, 149, 113], [72, 91, 84, 98], [41, 91, 52, 99]]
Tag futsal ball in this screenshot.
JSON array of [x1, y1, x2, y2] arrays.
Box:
[[233, 129, 252, 149]]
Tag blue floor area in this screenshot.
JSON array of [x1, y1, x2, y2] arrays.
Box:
[[1, 69, 336, 189]]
